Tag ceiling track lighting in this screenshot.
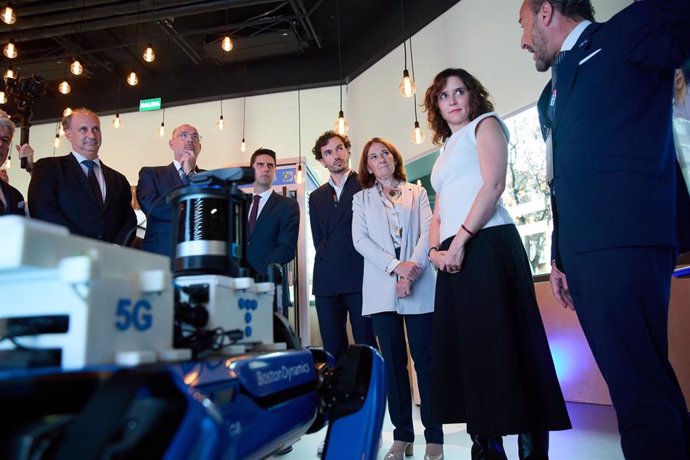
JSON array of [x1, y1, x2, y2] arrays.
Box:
[[143, 43, 155, 62], [1, 3, 15, 25], [3, 39, 17, 59]]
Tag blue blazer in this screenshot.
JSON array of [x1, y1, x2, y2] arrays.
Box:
[[0, 179, 26, 216], [28, 154, 136, 245], [538, 0, 690, 265], [137, 162, 186, 257], [308, 171, 364, 296], [246, 191, 300, 275]]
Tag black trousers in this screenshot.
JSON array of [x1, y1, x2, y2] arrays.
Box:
[[372, 311, 443, 444], [560, 244, 690, 460], [314, 292, 377, 363]]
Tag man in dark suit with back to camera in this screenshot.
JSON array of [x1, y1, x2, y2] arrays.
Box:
[[246, 148, 300, 281], [137, 124, 202, 257], [28, 108, 136, 245], [519, 1, 690, 458], [0, 110, 34, 216], [309, 131, 376, 365]]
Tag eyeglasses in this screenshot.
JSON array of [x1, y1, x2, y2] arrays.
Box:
[[177, 131, 201, 141]]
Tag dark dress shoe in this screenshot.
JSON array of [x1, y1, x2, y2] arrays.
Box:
[[518, 431, 549, 460], [470, 434, 507, 460]]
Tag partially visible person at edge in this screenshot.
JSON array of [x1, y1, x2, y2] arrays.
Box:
[[519, 0, 690, 458]]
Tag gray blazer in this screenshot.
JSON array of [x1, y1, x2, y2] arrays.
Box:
[[352, 182, 435, 316]]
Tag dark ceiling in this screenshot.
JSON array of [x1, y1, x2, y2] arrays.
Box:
[[0, 0, 460, 124]]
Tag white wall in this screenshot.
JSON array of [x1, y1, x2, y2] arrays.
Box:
[[5, 0, 630, 195]]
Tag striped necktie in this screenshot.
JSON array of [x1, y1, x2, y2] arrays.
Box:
[[547, 50, 569, 129], [82, 160, 104, 208], [179, 167, 190, 185]]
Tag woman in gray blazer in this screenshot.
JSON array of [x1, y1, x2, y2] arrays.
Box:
[[352, 137, 442, 460]]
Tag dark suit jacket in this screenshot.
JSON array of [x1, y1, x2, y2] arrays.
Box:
[[537, 0, 690, 266], [137, 162, 187, 257], [308, 171, 364, 296], [0, 179, 26, 216], [28, 153, 137, 245], [246, 191, 300, 275]]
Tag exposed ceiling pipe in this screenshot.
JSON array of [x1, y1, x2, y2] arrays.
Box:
[[158, 19, 202, 65]]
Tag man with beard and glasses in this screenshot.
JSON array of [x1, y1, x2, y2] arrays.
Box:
[[28, 108, 136, 245]]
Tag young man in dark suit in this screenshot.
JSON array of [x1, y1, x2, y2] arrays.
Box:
[[28, 108, 136, 245], [137, 124, 203, 257], [519, 1, 690, 458], [246, 148, 300, 280], [309, 131, 377, 364]]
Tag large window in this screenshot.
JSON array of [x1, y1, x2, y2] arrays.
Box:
[[502, 105, 552, 276]]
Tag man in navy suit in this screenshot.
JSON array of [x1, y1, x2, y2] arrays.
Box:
[[246, 148, 299, 280], [519, 1, 690, 458], [137, 124, 203, 257], [309, 131, 376, 364], [0, 112, 34, 216], [28, 108, 136, 245]]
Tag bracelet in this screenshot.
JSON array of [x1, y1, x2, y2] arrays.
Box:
[[461, 224, 475, 237], [427, 245, 439, 257]]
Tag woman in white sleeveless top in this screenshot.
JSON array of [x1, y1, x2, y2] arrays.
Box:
[[423, 68, 570, 459]]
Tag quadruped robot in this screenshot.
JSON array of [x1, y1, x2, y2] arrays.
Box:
[[0, 168, 386, 460]]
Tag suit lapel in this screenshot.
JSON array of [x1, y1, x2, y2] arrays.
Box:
[[553, 22, 600, 132], [326, 172, 358, 234], [100, 160, 116, 210], [400, 183, 413, 240], [166, 162, 184, 189]]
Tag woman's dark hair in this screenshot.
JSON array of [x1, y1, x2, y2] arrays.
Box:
[[423, 68, 494, 145], [357, 137, 407, 189]]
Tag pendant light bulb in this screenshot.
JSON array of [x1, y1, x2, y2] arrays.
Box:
[[411, 120, 425, 144], [295, 164, 305, 185], [1, 4, 15, 25], [4, 67, 14, 79], [240, 138, 246, 152], [63, 107, 72, 117], [159, 122, 165, 137], [334, 110, 349, 135], [54, 133, 60, 148], [59, 124, 65, 136], [70, 59, 83, 75], [221, 35, 233, 52], [112, 113, 121, 128], [217, 114, 224, 130], [58, 80, 71, 95], [0, 91, 6, 104], [143, 44, 155, 63], [399, 69, 415, 98], [126, 70, 138, 86], [3, 40, 17, 59]]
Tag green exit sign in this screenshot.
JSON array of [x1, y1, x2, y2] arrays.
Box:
[[139, 98, 162, 111]]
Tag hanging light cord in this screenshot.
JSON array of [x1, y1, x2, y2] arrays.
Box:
[[336, 0, 343, 110], [298, 86, 302, 163], [400, 0, 408, 69], [410, 37, 419, 123], [242, 96, 246, 138]]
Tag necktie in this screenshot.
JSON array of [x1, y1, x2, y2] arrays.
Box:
[[179, 167, 190, 185], [82, 160, 104, 208], [545, 50, 568, 182], [248, 194, 261, 234], [547, 50, 568, 128]]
